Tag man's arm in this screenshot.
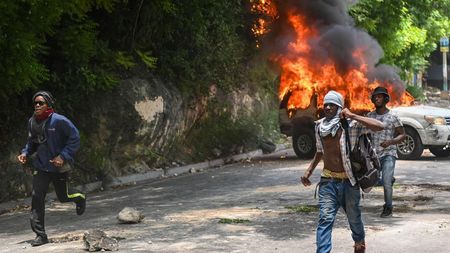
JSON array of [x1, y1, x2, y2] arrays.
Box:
[[381, 126, 406, 148], [341, 108, 384, 132], [301, 152, 323, 186], [51, 117, 80, 168]]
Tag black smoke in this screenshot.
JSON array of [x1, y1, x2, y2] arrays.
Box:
[[264, 0, 406, 97]]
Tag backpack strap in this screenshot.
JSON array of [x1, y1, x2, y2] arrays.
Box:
[[341, 118, 352, 156]]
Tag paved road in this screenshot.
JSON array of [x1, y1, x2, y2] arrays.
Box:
[[1, 149, 450, 252]]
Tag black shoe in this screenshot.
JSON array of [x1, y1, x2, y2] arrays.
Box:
[[392, 177, 396, 185], [76, 197, 86, 215], [380, 205, 393, 218], [31, 235, 48, 247]]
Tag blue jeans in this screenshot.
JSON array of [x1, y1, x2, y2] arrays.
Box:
[[380, 155, 396, 208], [316, 179, 365, 253]]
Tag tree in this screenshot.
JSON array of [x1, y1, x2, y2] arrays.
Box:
[[350, 0, 450, 78], [0, 0, 119, 101]]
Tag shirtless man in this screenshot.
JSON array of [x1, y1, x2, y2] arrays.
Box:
[[300, 90, 384, 253]]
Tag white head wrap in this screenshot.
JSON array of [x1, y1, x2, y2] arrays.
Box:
[[319, 90, 344, 137], [323, 90, 344, 108]]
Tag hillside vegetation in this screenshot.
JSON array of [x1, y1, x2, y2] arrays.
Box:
[[0, 0, 448, 202]]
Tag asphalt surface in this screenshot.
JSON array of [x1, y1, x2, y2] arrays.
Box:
[[1, 148, 450, 252]]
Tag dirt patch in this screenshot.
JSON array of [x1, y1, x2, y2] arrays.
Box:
[[394, 204, 414, 213], [394, 195, 433, 202], [0, 203, 30, 216], [284, 204, 319, 213], [218, 218, 251, 224], [49, 232, 84, 243], [414, 184, 450, 191], [165, 207, 263, 223], [366, 225, 386, 232]]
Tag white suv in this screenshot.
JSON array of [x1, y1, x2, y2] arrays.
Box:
[[391, 105, 450, 159], [279, 103, 450, 160]]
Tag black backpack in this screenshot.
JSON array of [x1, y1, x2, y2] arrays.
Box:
[[341, 119, 381, 193]]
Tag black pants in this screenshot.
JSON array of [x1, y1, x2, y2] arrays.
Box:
[[30, 170, 85, 237]]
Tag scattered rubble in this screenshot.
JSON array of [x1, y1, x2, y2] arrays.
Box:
[[117, 207, 144, 224], [83, 229, 118, 252]]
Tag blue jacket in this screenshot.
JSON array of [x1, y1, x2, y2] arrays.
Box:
[[22, 113, 80, 173]]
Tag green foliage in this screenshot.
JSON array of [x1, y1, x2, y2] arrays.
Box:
[[0, 0, 257, 104], [179, 93, 282, 161], [115, 51, 136, 70], [188, 108, 259, 159], [136, 50, 157, 69], [406, 85, 425, 101], [285, 205, 319, 213], [0, 0, 122, 101], [246, 59, 279, 94], [101, 0, 252, 95], [350, 0, 450, 73], [0, 0, 279, 202]]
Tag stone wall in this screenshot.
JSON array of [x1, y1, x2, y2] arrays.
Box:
[[0, 75, 277, 202]]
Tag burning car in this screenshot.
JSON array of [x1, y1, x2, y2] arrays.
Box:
[[251, 1, 426, 158], [279, 98, 450, 160]]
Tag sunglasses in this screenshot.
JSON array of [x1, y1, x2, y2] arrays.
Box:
[[34, 101, 47, 106]]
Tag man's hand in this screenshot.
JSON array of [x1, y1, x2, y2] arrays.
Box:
[[340, 108, 355, 119], [380, 140, 392, 148], [300, 171, 313, 187], [17, 153, 27, 165], [50, 155, 64, 167]]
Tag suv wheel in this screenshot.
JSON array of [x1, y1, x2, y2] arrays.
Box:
[[429, 146, 450, 157], [397, 127, 423, 160], [292, 128, 316, 159]]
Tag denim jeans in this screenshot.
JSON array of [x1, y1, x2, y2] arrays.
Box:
[[316, 179, 365, 253], [380, 155, 396, 208]]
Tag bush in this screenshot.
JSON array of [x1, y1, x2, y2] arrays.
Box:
[[406, 85, 425, 101]]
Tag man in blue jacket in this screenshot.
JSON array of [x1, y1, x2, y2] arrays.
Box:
[[17, 91, 86, 247]]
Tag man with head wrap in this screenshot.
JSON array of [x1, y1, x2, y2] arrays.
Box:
[[17, 91, 86, 247], [300, 90, 384, 253]]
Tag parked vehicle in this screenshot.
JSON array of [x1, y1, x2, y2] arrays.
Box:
[[279, 100, 450, 160], [391, 105, 450, 159]]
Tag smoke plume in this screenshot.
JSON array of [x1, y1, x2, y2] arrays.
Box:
[[265, 0, 406, 98]]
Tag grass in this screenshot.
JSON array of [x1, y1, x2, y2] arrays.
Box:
[[218, 218, 251, 224], [376, 183, 400, 189], [285, 205, 319, 213]]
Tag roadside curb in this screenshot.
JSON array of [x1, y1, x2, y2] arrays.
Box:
[[0, 144, 287, 214], [101, 144, 286, 188]]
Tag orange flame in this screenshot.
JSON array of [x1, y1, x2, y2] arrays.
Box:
[[251, 0, 278, 47], [251, 0, 414, 112]]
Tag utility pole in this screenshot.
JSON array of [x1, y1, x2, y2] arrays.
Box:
[[441, 37, 449, 92]]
